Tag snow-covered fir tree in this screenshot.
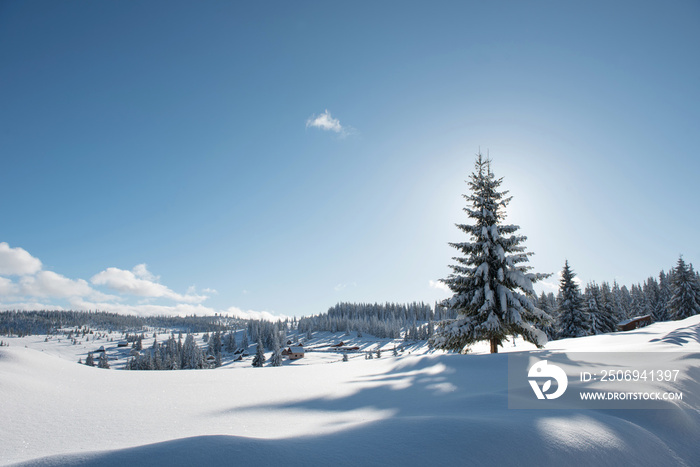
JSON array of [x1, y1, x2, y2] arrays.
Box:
[[224, 331, 237, 353], [270, 340, 282, 367], [556, 261, 589, 338], [207, 331, 222, 356], [431, 153, 551, 353], [98, 352, 110, 369], [252, 337, 266, 367], [181, 334, 204, 369], [642, 277, 660, 320], [617, 285, 632, 321], [656, 271, 672, 322], [668, 256, 700, 320], [585, 282, 616, 334], [85, 352, 95, 367], [537, 292, 557, 340], [599, 282, 619, 331]]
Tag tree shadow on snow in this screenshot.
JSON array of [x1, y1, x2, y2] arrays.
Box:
[[649, 323, 700, 346], [13, 351, 700, 467]]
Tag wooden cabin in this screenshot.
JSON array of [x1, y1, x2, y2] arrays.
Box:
[[283, 346, 305, 360], [617, 315, 653, 331]]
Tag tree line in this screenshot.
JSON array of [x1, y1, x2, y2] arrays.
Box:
[[550, 256, 700, 339], [297, 301, 456, 339], [0, 310, 240, 337]]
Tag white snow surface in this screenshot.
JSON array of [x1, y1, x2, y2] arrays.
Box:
[[2, 317, 700, 466]]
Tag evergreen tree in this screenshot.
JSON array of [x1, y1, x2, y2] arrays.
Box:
[[98, 352, 110, 369], [208, 331, 222, 356], [669, 256, 700, 320], [182, 334, 204, 369], [270, 339, 282, 367], [610, 281, 625, 322], [618, 285, 632, 320], [556, 261, 589, 338], [599, 282, 618, 331], [537, 292, 557, 340], [656, 271, 672, 322], [642, 277, 660, 319], [585, 282, 616, 334], [630, 284, 646, 316], [224, 331, 237, 353], [252, 337, 266, 367], [431, 153, 551, 353]]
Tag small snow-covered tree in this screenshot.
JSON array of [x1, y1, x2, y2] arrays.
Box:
[[98, 352, 110, 369], [270, 340, 282, 367], [556, 261, 589, 338], [85, 352, 95, 367], [431, 153, 551, 353], [669, 256, 700, 320], [252, 337, 266, 367]]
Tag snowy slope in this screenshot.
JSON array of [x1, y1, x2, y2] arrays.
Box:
[[2, 316, 700, 466]]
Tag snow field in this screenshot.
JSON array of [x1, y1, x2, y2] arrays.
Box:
[[1, 316, 700, 466]]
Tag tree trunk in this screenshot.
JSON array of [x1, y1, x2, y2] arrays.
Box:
[[490, 338, 499, 354]]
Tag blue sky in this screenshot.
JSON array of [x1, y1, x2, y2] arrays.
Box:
[[1, 0, 699, 319]]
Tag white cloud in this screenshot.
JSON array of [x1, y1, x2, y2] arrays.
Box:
[[19, 271, 95, 298], [306, 109, 354, 137], [225, 306, 288, 322], [0, 243, 219, 316], [132, 263, 159, 282], [429, 280, 451, 292], [0, 242, 42, 276], [540, 281, 559, 292], [0, 276, 19, 296], [90, 265, 207, 303], [334, 282, 357, 292]]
